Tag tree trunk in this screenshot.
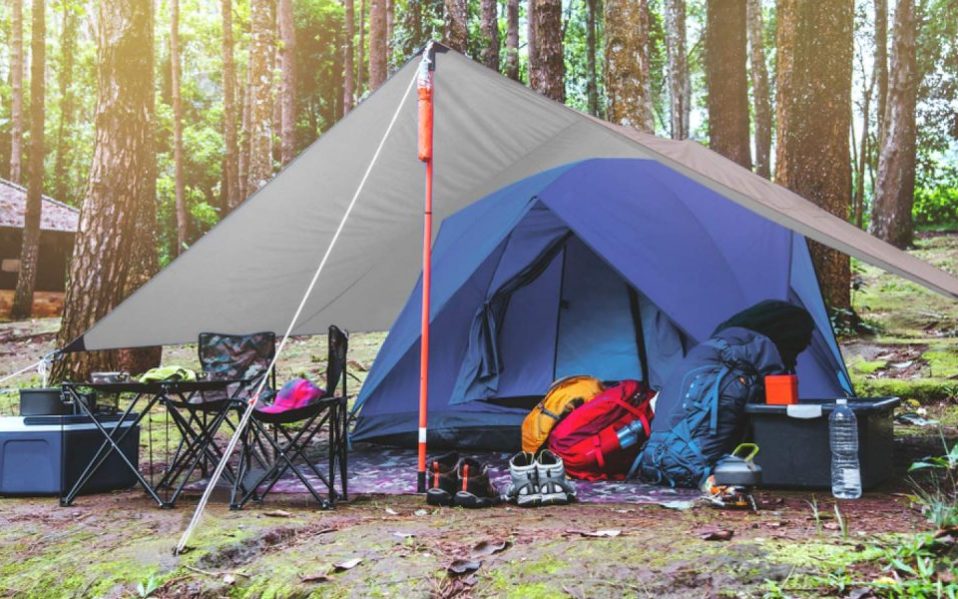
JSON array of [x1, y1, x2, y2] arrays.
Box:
[[221, 0, 240, 210], [386, 0, 393, 54], [278, 0, 296, 163], [505, 0, 519, 80], [443, 0, 468, 53], [238, 76, 250, 201], [746, 0, 772, 177], [531, 0, 563, 101], [52, 1, 79, 204], [9, 0, 24, 184], [10, 0, 46, 321], [605, 0, 653, 130], [171, 0, 188, 254], [247, 0, 275, 192], [480, 0, 500, 70], [358, 0, 365, 92], [665, 0, 689, 139], [369, 0, 387, 89], [586, 0, 598, 115], [52, 0, 161, 381], [870, 0, 918, 248], [343, 0, 355, 114], [855, 57, 876, 228], [874, 0, 888, 142], [774, 0, 853, 310], [527, 0, 536, 83], [706, 0, 750, 168]]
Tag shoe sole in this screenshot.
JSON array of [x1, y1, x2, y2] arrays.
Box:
[[454, 491, 498, 509], [426, 489, 453, 506], [538, 491, 569, 506], [516, 494, 542, 507]]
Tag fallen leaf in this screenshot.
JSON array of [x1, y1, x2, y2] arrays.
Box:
[[385, 507, 398, 516], [447, 559, 481, 576], [765, 521, 788, 528], [696, 527, 734, 541], [414, 509, 428, 517], [222, 574, 236, 585], [471, 539, 511, 558], [263, 509, 292, 518], [333, 558, 362, 571], [392, 531, 416, 539], [462, 574, 479, 586], [578, 529, 621, 538], [301, 573, 331, 583], [823, 522, 840, 531]]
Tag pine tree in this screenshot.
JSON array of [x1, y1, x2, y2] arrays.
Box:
[[9, 0, 24, 183], [278, 0, 297, 162], [747, 0, 771, 177], [505, 0, 520, 80], [871, 0, 918, 248], [480, 0, 500, 70], [530, 0, 563, 101], [369, 0, 386, 88], [221, 0, 240, 209], [775, 0, 854, 309], [605, 0, 653, 130], [706, 0, 751, 168], [171, 0, 188, 254], [10, 0, 47, 320], [53, 0, 161, 381], [665, 0, 690, 139], [247, 0, 276, 192]]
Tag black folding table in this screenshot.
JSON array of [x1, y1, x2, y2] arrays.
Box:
[[59, 379, 246, 508]]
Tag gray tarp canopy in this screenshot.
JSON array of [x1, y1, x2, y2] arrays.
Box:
[[69, 47, 958, 352]]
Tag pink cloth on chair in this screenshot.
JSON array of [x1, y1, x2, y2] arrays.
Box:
[[257, 378, 325, 414]]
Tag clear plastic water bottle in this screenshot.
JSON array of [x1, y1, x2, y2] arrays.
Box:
[[829, 399, 862, 499]]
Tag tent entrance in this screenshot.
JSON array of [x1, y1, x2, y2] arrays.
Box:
[[452, 222, 689, 407]]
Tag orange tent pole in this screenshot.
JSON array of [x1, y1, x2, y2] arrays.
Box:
[[416, 43, 435, 493]]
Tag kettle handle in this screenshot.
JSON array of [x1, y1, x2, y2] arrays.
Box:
[[731, 443, 759, 462]]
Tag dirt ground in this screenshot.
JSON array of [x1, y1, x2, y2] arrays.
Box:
[[0, 234, 957, 598]]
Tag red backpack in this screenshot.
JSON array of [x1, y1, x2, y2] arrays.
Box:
[[547, 380, 655, 481]]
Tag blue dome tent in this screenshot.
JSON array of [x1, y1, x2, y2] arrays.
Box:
[[351, 158, 852, 450]]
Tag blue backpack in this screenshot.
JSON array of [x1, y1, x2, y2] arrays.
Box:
[[631, 327, 784, 488]]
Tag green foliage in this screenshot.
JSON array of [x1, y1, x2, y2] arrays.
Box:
[[914, 157, 958, 228], [909, 436, 958, 529], [136, 574, 160, 598]]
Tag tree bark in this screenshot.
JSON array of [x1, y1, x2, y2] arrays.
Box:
[[343, 0, 355, 114], [9, 0, 24, 184], [665, 0, 690, 139], [171, 0, 188, 254], [586, 0, 598, 114], [386, 0, 393, 54], [53, 0, 79, 204], [369, 0, 386, 89], [605, 0, 653, 130], [221, 0, 240, 210], [358, 0, 365, 92], [278, 0, 296, 163], [505, 0, 519, 80], [531, 0, 563, 101], [874, 0, 888, 142], [746, 0, 771, 177], [480, 0, 500, 70], [10, 0, 46, 321], [443, 0, 468, 53], [706, 0, 750, 168], [870, 0, 918, 248], [53, 0, 161, 381], [527, 0, 536, 83], [238, 75, 250, 200], [247, 0, 276, 192], [775, 0, 853, 310]]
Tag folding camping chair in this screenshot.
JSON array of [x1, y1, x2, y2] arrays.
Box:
[[230, 325, 349, 509], [159, 332, 277, 499]]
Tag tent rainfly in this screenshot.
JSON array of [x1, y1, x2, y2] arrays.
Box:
[[64, 46, 958, 355]]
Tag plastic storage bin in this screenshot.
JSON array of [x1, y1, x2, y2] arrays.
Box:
[[744, 397, 900, 489], [0, 414, 139, 496]]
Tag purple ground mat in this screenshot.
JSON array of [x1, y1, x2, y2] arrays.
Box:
[[259, 444, 701, 506]]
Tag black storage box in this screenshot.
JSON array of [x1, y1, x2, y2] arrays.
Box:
[[19, 388, 71, 416], [744, 397, 900, 490], [0, 414, 140, 496]]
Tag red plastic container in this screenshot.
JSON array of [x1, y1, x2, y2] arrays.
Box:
[[765, 374, 798, 405]]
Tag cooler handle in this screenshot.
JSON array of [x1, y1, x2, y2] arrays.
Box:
[[786, 404, 822, 419]]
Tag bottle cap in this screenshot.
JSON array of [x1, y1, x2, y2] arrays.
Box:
[[836, 398, 847, 406]]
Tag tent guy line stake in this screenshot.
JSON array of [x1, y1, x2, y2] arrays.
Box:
[[174, 69, 419, 556]]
